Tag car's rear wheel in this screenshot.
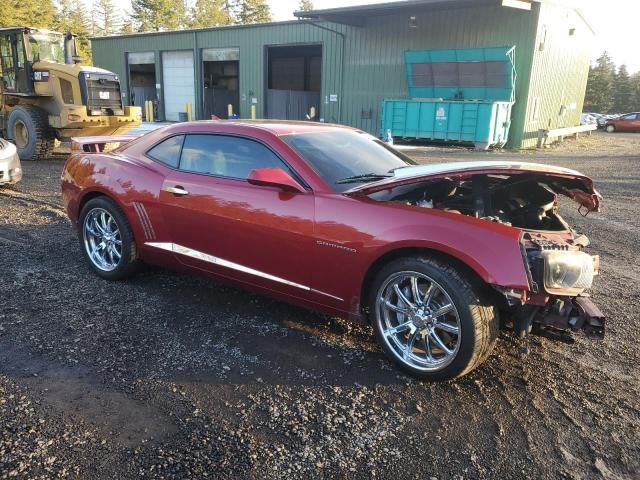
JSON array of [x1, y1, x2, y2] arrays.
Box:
[[605, 124, 616, 133], [370, 256, 499, 381], [79, 197, 139, 280]]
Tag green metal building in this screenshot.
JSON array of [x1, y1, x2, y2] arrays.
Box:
[[91, 0, 594, 149]]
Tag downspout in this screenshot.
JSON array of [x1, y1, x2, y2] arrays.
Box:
[[193, 30, 201, 120], [301, 20, 346, 124]]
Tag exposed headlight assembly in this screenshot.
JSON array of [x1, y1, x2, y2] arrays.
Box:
[[542, 251, 597, 295]]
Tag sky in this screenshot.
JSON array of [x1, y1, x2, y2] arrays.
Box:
[[109, 0, 638, 73]]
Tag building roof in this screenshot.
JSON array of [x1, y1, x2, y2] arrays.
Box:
[[294, 0, 503, 25]]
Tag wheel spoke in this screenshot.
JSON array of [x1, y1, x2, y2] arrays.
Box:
[[434, 322, 459, 335], [424, 335, 434, 362], [394, 284, 415, 309], [384, 300, 410, 315], [410, 277, 422, 305], [431, 303, 454, 319], [100, 211, 109, 232], [384, 321, 414, 337], [110, 245, 122, 260], [422, 282, 436, 306], [430, 331, 453, 356], [404, 329, 421, 359]]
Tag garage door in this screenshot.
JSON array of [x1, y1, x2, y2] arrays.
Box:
[[162, 51, 195, 121]]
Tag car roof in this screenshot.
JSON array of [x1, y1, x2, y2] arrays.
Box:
[[165, 120, 360, 137]]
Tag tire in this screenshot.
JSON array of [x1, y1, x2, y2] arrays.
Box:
[[370, 256, 499, 381], [605, 124, 616, 133], [7, 105, 54, 161], [78, 196, 140, 280]]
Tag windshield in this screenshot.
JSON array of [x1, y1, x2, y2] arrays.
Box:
[[282, 130, 415, 192], [28, 31, 65, 64]]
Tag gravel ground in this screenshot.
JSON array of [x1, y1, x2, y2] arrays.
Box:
[[1, 130, 638, 479]]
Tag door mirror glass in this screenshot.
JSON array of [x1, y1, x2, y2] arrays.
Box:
[[247, 168, 306, 193]]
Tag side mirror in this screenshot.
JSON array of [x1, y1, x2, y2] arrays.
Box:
[[247, 168, 306, 193]]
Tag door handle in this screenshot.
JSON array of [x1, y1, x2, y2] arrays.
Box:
[[163, 186, 189, 196]]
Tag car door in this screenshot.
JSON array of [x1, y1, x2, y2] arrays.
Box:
[[618, 114, 637, 132], [630, 114, 640, 132], [156, 133, 317, 300]]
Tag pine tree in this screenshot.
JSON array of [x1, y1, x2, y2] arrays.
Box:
[[612, 65, 633, 113], [297, 0, 314, 12], [55, 0, 92, 64], [236, 0, 272, 25], [189, 0, 234, 28], [584, 52, 616, 113], [631, 72, 640, 112], [132, 0, 187, 32], [95, 0, 122, 36], [0, 0, 56, 28]]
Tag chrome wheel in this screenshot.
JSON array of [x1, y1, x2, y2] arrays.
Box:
[[376, 271, 462, 372], [83, 208, 123, 272]]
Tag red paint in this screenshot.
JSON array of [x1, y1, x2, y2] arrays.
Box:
[[61, 121, 589, 322]]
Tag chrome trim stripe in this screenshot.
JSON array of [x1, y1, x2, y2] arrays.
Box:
[[145, 241, 343, 302], [132, 203, 150, 239], [133, 202, 156, 240]]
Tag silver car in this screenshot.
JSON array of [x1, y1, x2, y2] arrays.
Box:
[[0, 138, 22, 186]]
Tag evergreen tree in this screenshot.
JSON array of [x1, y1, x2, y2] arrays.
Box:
[[236, 0, 271, 24], [612, 65, 633, 113], [189, 0, 233, 28], [0, 0, 56, 28], [95, 0, 122, 36], [297, 0, 314, 12], [631, 72, 640, 112], [584, 52, 616, 113], [55, 0, 92, 64], [132, 0, 187, 32]]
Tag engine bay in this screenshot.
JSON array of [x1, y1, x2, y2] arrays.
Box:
[[370, 173, 576, 231]]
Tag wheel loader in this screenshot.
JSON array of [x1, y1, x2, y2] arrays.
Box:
[[0, 27, 141, 161]]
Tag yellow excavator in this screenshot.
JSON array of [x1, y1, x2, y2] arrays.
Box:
[[0, 27, 141, 161]]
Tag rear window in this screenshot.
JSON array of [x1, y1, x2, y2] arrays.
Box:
[[146, 135, 184, 168]]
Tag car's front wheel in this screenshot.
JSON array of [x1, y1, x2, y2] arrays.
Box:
[[605, 124, 616, 133], [78, 197, 139, 280], [370, 256, 499, 381]]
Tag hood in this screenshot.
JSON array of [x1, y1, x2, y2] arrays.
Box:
[[344, 161, 601, 212]]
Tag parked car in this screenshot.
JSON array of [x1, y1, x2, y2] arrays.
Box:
[[0, 138, 22, 186], [604, 112, 640, 133], [61, 121, 605, 380]]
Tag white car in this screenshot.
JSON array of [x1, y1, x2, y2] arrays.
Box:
[[0, 138, 22, 186]]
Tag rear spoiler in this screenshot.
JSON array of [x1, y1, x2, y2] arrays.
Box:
[[70, 135, 139, 153]]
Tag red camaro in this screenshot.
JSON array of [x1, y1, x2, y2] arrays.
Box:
[[62, 121, 605, 380]]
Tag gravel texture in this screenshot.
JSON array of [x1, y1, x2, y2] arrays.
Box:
[[0, 131, 638, 479]]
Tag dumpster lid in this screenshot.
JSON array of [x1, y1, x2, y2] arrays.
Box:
[[404, 47, 516, 102]]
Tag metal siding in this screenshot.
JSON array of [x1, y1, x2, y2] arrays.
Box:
[[522, 3, 594, 148], [92, 5, 550, 147]]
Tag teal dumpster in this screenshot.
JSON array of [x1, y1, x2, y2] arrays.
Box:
[[382, 47, 515, 150]]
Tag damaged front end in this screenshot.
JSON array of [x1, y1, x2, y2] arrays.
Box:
[[512, 233, 605, 342], [352, 161, 606, 342]]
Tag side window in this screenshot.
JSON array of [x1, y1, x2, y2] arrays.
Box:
[[179, 134, 291, 180], [622, 114, 637, 121], [147, 135, 184, 168]]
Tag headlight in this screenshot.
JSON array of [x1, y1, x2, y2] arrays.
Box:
[[542, 251, 595, 294]]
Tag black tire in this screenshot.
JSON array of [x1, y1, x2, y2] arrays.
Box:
[[78, 196, 140, 280], [7, 105, 54, 161], [370, 256, 499, 381]]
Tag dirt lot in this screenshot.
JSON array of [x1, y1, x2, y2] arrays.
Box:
[[1, 130, 639, 479]]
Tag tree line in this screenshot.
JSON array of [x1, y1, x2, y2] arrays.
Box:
[[0, 0, 315, 63], [584, 52, 640, 114]]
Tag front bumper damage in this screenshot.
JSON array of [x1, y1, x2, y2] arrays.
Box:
[[512, 296, 605, 342]]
